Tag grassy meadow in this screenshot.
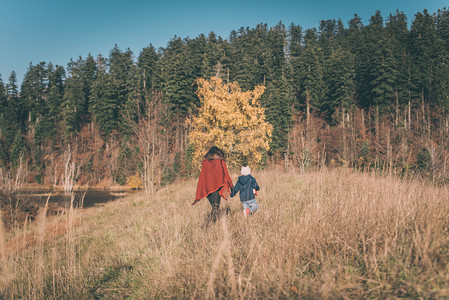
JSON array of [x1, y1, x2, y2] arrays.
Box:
[[1, 168, 449, 299]]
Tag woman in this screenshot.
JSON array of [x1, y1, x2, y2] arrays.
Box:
[[192, 146, 233, 222]]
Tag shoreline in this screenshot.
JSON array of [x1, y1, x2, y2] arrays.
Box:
[[18, 183, 134, 193]]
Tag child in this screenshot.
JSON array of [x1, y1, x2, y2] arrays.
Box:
[[230, 165, 260, 217]]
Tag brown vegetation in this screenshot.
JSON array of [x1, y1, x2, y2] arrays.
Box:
[[1, 168, 449, 298], [288, 105, 449, 183]]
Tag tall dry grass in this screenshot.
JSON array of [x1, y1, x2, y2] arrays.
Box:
[[1, 168, 449, 299]]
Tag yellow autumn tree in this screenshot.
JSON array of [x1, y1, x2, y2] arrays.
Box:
[[188, 77, 273, 170]]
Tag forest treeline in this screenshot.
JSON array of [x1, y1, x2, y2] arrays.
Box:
[[1, 8, 449, 189]]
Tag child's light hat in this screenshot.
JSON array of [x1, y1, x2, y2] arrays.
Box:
[[241, 166, 251, 176]]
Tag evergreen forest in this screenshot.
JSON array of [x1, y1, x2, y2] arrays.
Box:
[[1, 8, 449, 189]]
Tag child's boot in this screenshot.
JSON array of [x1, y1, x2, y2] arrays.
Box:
[[243, 208, 250, 217]]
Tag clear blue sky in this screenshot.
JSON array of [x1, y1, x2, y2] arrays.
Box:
[[0, 0, 447, 85]]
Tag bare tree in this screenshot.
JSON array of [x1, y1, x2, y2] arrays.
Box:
[[0, 156, 30, 227], [61, 145, 80, 194], [124, 92, 167, 194]]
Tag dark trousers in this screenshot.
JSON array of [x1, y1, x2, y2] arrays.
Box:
[[207, 190, 221, 222]]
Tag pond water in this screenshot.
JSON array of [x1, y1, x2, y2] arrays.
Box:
[[18, 190, 133, 209]]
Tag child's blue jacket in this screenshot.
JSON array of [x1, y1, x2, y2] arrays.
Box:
[[230, 175, 260, 202]]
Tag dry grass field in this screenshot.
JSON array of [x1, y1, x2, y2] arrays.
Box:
[[1, 168, 449, 299]]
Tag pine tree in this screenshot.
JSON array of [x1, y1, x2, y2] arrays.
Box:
[[386, 10, 410, 109], [353, 11, 397, 111], [137, 44, 159, 96], [158, 37, 197, 117], [81, 54, 97, 125], [47, 65, 66, 133], [410, 9, 437, 104], [229, 24, 270, 90], [121, 63, 144, 137], [0, 74, 6, 132], [319, 19, 340, 55], [347, 14, 368, 107], [368, 12, 397, 109], [296, 29, 325, 116], [0, 140, 7, 167], [20, 62, 48, 124], [109, 46, 135, 116], [317, 19, 356, 121], [262, 70, 293, 154], [3, 72, 23, 147], [434, 8, 449, 111], [10, 129, 26, 170], [189, 34, 209, 79], [62, 58, 86, 137], [259, 23, 292, 154], [205, 32, 227, 78], [289, 23, 304, 116], [90, 55, 117, 138], [0, 75, 8, 167], [325, 47, 356, 121], [289, 23, 303, 58], [370, 44, 397, 109]]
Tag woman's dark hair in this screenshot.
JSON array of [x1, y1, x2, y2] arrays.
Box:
[[205, 146, 225, 159]]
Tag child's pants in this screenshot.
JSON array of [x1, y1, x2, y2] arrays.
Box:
[[242, 199, 259, 213]]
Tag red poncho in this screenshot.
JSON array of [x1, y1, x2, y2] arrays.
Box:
[[192, 158, 233, 205]]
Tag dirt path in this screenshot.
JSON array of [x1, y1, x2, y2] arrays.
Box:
[[206, 215, 237, 299]]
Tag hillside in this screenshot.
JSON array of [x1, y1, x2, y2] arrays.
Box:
[[2, 168, 449, 298]]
